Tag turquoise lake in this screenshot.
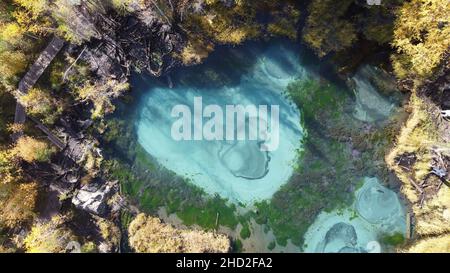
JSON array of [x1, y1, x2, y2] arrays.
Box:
[[134, 42, 305, 203], [124, 40, 407, 252]]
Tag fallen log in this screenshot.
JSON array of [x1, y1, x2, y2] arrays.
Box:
[[28, 116, 66, 150], [409, 178, 424, 194]]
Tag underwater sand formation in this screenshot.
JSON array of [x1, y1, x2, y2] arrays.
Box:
[[352, 66, 397, 123], [303, 177, 406, 253]]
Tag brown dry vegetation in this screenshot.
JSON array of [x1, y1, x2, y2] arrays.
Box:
[[128, 213, 230, 253], [386, 93, 450, 251], [406, 234, 450, 253]]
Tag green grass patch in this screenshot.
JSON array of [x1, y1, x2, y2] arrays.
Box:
[[286, 78, 349, 122], [251, 78, 360, 247], [379, 232, 405, 246], [240, 222, 251, 239], [232, 239, 243, 253], [107, 159, 240, 230]]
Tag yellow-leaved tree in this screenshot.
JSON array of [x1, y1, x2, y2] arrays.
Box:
[[0, 50, 27, 86], [0, 181, 37, 228], [77, 79, 130, 119], [12, 0, 52, 35], [13, 136, 55, 163], [52, 0, 103, 44], [24, 215, 77, 253], [184, 0, 260, 45], [302, 0, 357, 57], [0, 22, 25, 47], [19, 87, 60, 124], [0, 148, 21, 184], [391, 0, 450, 80], [13, 0, 48, 15]]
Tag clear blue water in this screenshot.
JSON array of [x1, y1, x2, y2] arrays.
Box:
[[133, 43, 306, 203], [128, 40, 406, 252]]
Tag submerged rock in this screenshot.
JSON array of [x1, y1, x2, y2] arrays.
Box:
[[315, 222, 359, 253], [355, 177, 404, 225], [72, 181, 116, 215], [218, 141, 270, 180], [351, 65, 399, 123]]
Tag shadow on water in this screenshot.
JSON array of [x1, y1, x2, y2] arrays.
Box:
[[110, 37, 360, 205], [126, 37, 354, 118], [130, 37, 347, 90]]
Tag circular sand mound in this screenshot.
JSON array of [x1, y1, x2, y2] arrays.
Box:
[[303, 177, 406, 253], [355, 177, 403, 224]]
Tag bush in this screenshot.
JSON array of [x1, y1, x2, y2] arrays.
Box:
[[19, 88, 60, 124], [0, 181, 37, 228], [392, 0, 450, 80], [128, 213, 230, 253], [13, 136, 54, 163], [380, 232, 405, 246], [239, 223, 251, 239], [24, 215, 77, 253]]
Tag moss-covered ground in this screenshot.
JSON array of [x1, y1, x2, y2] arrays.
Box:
[[102, 120, 240, 231], [251, 77, 404, 247]]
